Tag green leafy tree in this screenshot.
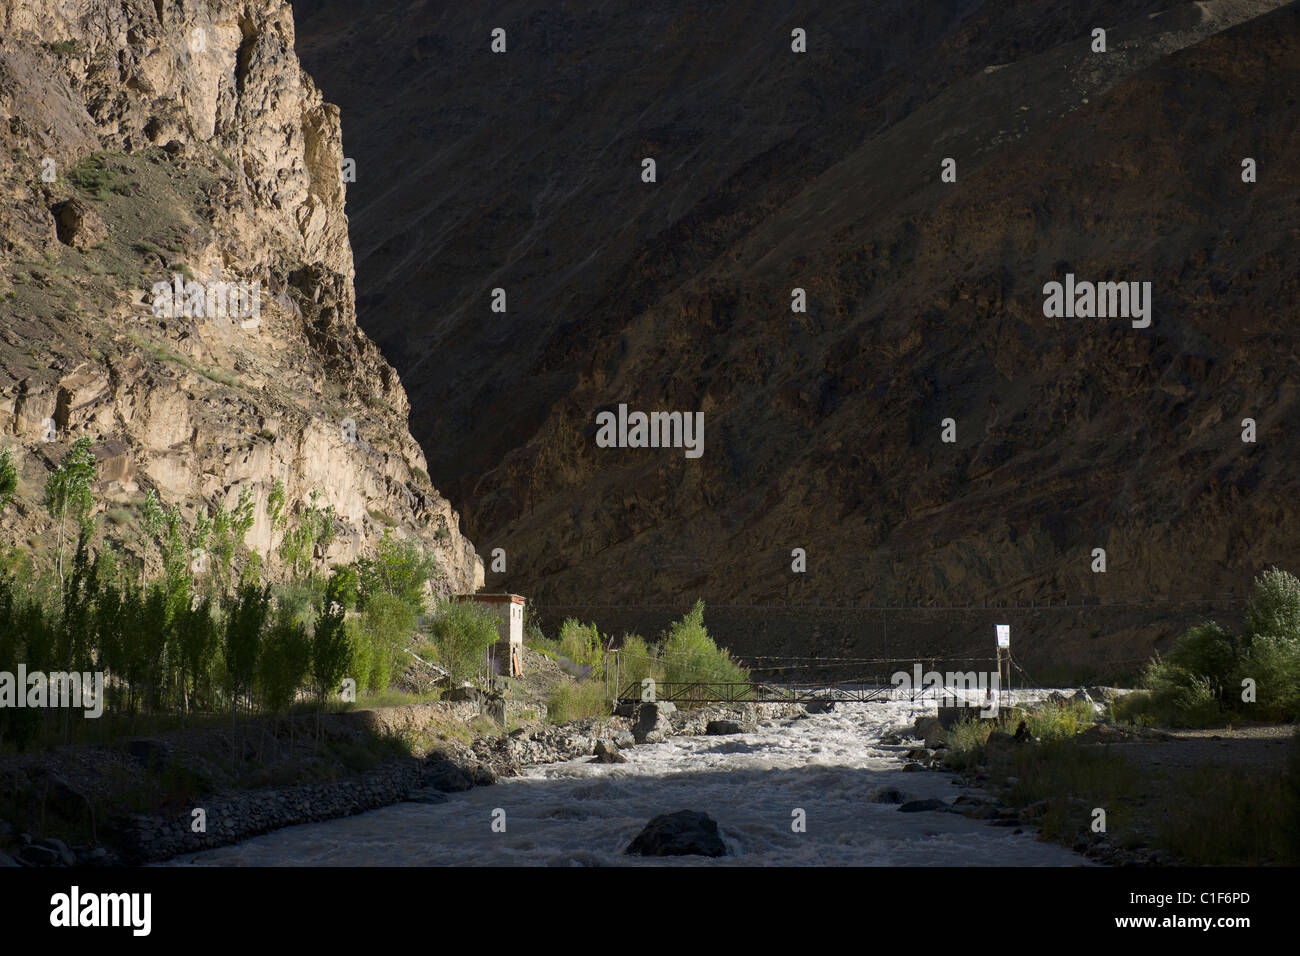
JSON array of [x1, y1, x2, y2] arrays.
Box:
[[209, 488, 256, 582], [660, 600, 749, 686], [260, 609, 311, 714], [346, 620, 374, 697], [223, 581, 270, 718], [279, 489, 336, 575], [142, 489, 187, 583], [357, 530, 437, 616], [361, 592, 415, 694], [429, 598, 499, 686], [43, 437, 97, 587], [266, 477, 287, 533], [1247, 567, 1300, 643], [174, 596, 220, 713], [310, 568, 358, 703], [0, 447, 17, 513]]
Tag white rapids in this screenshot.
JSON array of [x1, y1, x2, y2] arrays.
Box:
[[166, 693, 1090, 866]]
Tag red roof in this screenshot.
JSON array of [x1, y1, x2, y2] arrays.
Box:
[[454, 593, 525, 604]]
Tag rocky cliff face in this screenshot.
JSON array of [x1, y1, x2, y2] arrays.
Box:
[[0, 0, 483, 591], [292, 0, 1298, 672]]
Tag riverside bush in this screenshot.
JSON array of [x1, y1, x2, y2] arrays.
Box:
[[429, 598, 499, 685], [660, 600, 748, 686], [1124, 569, 1300, 726], [547, 679, 611, 723], [1247, 567, 1300, 641], [558, 618, 603, 672], [362, 592, 413, 692], [614, 633, 662, 690], [1233, 634, 1300, 720]]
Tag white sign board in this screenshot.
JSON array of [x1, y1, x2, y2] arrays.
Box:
[[996, 624, 1010, 648]]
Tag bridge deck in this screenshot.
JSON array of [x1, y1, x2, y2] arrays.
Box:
[[615, 681, 919, 705]]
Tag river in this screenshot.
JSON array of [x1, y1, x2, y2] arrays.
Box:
[[165, 691, 1090, 866]]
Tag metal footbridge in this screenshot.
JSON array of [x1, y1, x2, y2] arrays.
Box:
[[615, 681, 903, 706]]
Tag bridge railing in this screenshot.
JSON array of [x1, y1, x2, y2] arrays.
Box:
[[615, 681, 901, 705]]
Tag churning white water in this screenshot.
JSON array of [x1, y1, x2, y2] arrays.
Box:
[[167, 691, 1089, 866]]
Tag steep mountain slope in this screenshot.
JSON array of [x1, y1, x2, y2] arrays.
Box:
[[293, 0, 1298, 671], [0, 0, 482, 591]]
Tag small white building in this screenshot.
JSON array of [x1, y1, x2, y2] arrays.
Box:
[[456, 593, 526, 677]]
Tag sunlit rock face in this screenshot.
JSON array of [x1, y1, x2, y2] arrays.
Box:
[[0, 0, 482, 592]]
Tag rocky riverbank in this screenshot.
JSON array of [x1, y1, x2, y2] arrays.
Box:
[[0, 699, 800, 866], [877, 693, 1192, 867]]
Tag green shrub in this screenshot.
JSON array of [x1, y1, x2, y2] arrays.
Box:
[[67, 154, 117, 199], [0, 447, 16, 513], [660, 600, 748, 686], [362, 592, 415, 693], [345, 619, 373, 697], [1234, 634, 1300, 721], [1247, 567, 1300, 642], [429, 599, 499, 685], [558, 618, 603, 671], [1142, 656, 1221, 727], [1167, 621, 1239, 693], [1024, 698, 1097, 739], [1108, 690, 1157, 726], [614, 633, 661, 693], [547, 679, 611, 723]]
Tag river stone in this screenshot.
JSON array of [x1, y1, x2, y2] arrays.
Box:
[[936, 706, 977, 729], [38, 837, 75, 865], [625, 810, 727, 857], [19, 843, 60, 865], [42, 774, 92, 821], [614, 730, 636, 748], [591, 739, 627, 764], [898, 798, 949, 813], [633, 702, 675, 744], [705, 719, 744, 736]]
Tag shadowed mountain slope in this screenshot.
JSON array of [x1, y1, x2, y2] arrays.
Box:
[[293, 0, 1299, 671]]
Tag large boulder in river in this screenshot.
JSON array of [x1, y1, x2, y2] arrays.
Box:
[[625, 810, 727, 857], [937, 705, 983, 728], [705, 719, 745, 735], [591, 739, 627, 763], [912, 716, 947, 748], [633, 701, 676, 744], [803, 695, 836, 714]]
